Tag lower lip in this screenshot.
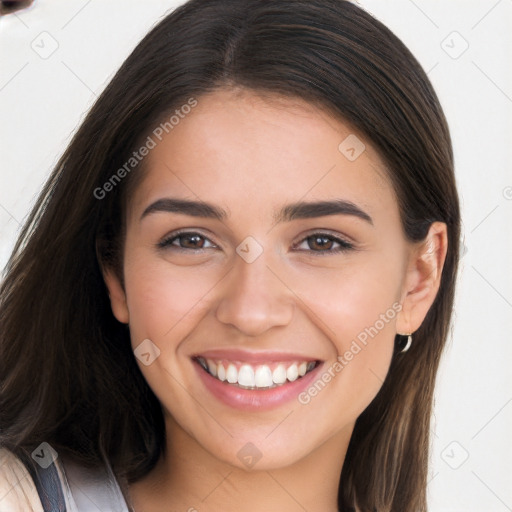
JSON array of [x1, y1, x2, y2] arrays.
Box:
[[193, 360, 324, 411]]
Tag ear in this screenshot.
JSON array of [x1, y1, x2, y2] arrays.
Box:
[[396, 221, 448, 335], [102, 266, 130, 324]]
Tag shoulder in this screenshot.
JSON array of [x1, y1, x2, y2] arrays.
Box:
[[0, 447, 43, 512]]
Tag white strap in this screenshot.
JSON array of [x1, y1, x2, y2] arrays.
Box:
[[58, 455, 130, 512]]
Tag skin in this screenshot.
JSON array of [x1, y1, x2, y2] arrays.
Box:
[[103, 88, 447, 512]]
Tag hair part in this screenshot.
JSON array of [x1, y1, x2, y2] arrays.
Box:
[[0, 1, 460, 510]]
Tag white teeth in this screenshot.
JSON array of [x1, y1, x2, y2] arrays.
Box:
[[286, 364, 299, 382], [272, 365, 287, 384], [226, 364, 238, 384], [207, 360, 217, 377], [238, 364, 255, 387], [200, 358, 317, 389], [255, 365, 273, 388]]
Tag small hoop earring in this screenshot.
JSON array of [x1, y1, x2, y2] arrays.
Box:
[[397, 333, 412, 353]]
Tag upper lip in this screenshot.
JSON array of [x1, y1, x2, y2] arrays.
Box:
[[192, 349, 320, 363]]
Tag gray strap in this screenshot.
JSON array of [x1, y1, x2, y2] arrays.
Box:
[[59, 455, 130, 512], [16, 450, 67, 512], [34, 461, 67, 512]]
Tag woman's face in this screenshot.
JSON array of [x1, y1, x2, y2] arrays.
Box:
[[105, 88, 427, 470]]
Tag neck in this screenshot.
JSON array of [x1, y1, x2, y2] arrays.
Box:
[[127, 415, 352, 512]]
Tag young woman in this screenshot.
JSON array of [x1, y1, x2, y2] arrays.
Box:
[[0, 0, 460, 510]]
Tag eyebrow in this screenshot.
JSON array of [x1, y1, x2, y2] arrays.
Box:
[[140, 198, 373, 225], [276, 199, 373, 225]]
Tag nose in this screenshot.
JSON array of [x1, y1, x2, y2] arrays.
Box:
[[215, 253, 295, 337]]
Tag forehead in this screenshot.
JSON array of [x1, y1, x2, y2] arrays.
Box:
[[129, 88, 397, 227]]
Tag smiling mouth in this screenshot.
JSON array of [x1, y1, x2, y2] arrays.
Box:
[[194, 356, 319, 390]]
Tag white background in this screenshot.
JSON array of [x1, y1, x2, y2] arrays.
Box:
[[0, 1, 511, 511]]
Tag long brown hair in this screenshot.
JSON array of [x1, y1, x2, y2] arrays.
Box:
[[0, 1, 460, 510]]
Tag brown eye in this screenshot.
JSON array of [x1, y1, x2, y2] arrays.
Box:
[[179, 233, 205, 249], [295, 232, 353, 254], [307, 235, 334, 251], [158, 232, 216, 251]]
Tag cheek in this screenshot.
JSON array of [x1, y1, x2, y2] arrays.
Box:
[[289, 257, 401, 413], [290, 254, 402, 338], [121, 252, 224, 348], [120, 252, 227, 414]]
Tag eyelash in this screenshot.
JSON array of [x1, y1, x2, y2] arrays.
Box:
[[157, 230, 354, 254]]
